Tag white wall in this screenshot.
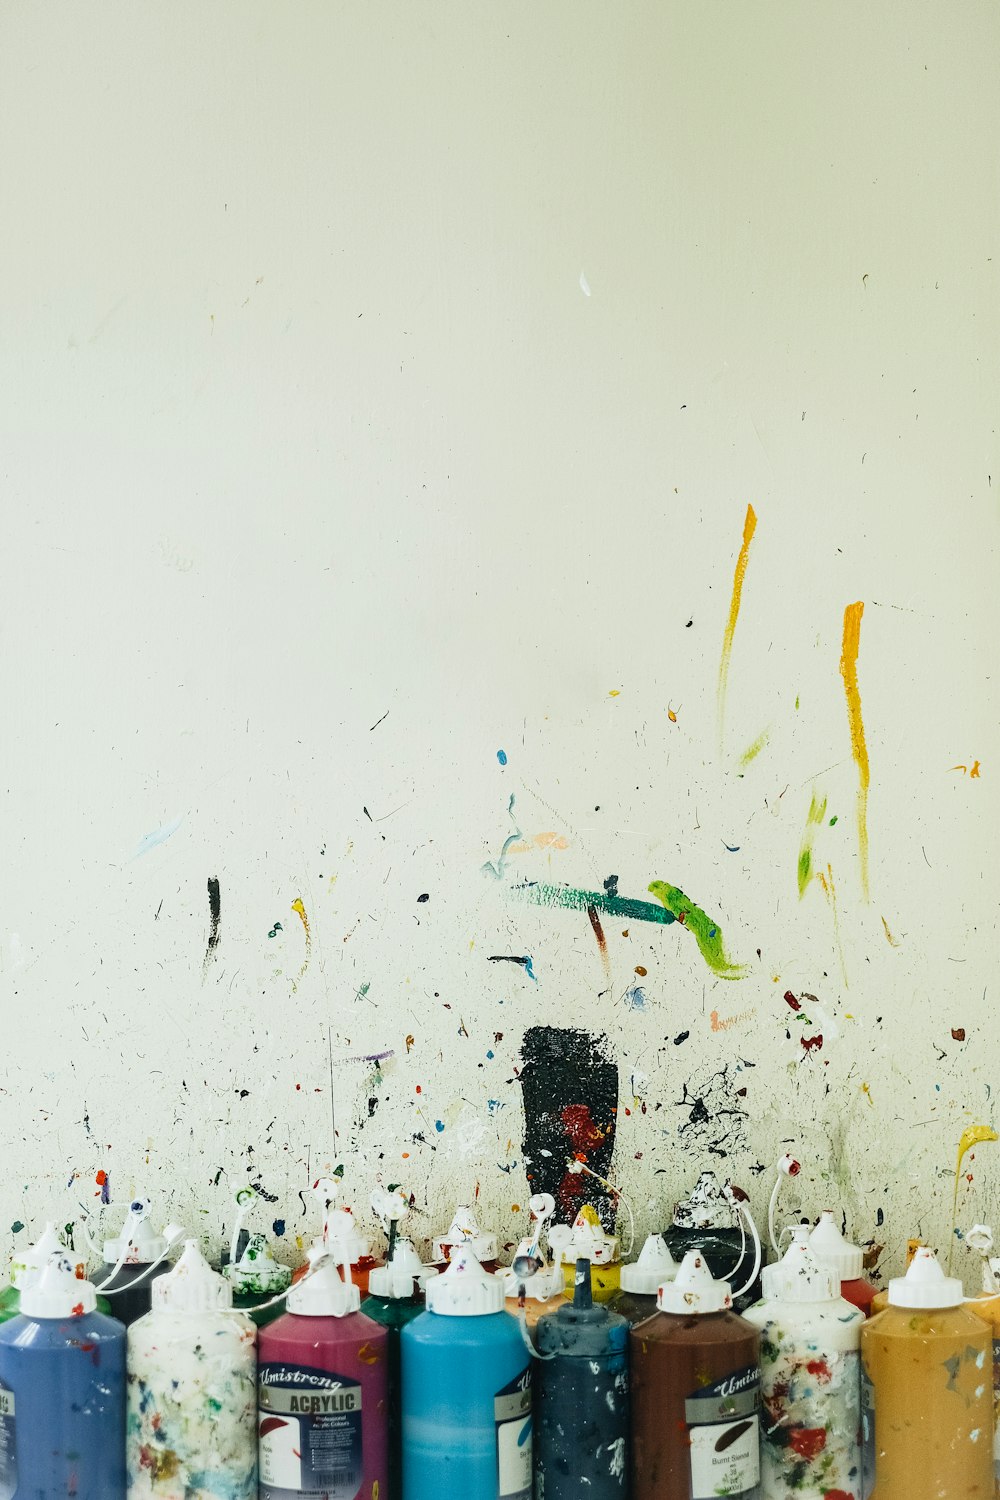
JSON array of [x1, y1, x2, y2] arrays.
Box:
[[1, 0, 997, 1276]]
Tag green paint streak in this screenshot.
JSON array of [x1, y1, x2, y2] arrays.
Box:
[[647, 881, 745, 979], [797, 792, 828, 899], [795, 695, 800, 710], [512, 881, 675, 926], [739, 728, 770, 767], [829, 815, 838, 826]]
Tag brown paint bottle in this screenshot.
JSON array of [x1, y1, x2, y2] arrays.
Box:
[[631, 1247, 761, 1500]]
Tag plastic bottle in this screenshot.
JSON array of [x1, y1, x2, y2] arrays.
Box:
[[95, 1197, 180, 1327], [224, 1233, 293, 1327], [401, 1244, 532, 1500], [965, 1224, 1000, 1494], [664, 1170, 764, 1310], [743, 1227, 864, 1500], [861, 1246, 992, 1500], [0, 1250, 127, 1498], [869, 1238, 924, 1316], [535, 1256, 629, 1499], [431, 1202, 500, 1274], [127, 1240, 257, 1498], [361, 1234, 437, 1500], [550, 1203, 621, 1303], [630, 1246, 761, 1500], [809, 1210, 878, 1316], [495, 1193, 565, 1328], [291, 1177, 382, 1296], [611, 1233, 678, 1325], [0, 1220, 112, 1322], [258, 1250, 388, 1499]]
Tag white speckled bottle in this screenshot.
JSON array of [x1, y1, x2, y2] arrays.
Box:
[[127, 1240, 257, 1500], [743, 1228, 864, 1500]]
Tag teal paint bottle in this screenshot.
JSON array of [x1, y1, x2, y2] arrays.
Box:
[[362, 1234, 437, 1500], [535, 1257, 629, 1500], [402, 1244, 532, 1500]]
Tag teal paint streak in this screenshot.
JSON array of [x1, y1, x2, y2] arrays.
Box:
[[511, 881, 675, 926]]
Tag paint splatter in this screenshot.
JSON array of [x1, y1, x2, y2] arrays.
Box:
[[482, 798, 523, 880], [740, 729, 770, 767], [268, 921, 283, 939], [951, 760, 982, 777], [784, 991, 802, 1012], [797, 792, 828, 898], [815, 864, 848, 988], [272, 1218, 286, 1237], [131, 814, 183, 860], [624, 985, 646, 1010], [881, 916, 900, 947], [95, 1170, 110, 1205], [800, 1033, 824, 1054], [950, 1125, 998, 1270], [10, 1221, 23, 1235], [717, 502, 758, 750], [291, 898, 311, 989], [673, 1063, 750, 1157], [840, 601, 871, 899], [586, 905, 612, 982], [952, 1028, 966, 1042], [508, 831, 571, 853], [648, 881, 744, 979], [519, 1027, 618, 1228], [497, 749, 508, 766], [202, 877, 221, 977], [512, 880, 675, 927], [487, 955, 538, 983]]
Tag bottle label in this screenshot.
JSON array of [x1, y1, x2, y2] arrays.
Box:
[[494, 1367, 532, 1500], [684, 1364, 760, 1500], [0, 1381, 15, 1500], [258, 1362, 363, 1500], [992, 1341, 1000, 1480], [861, 1361, 876, 1500]]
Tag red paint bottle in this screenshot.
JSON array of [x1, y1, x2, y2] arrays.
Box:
[[808, 1210, 878, 1315]]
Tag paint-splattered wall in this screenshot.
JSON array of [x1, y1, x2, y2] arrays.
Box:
[[1, 1, 998, 1284]]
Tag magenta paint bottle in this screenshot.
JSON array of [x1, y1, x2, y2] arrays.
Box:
[[258, 1251, 388, 1499]]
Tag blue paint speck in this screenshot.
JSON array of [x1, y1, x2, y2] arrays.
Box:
[[434, 1120, 445, 1133], [497, 749, 508, 766], [523, 955, 538, 983], [272, 1218, 286, 1237], [625, 985, 647, 1011], [486, 1049, 495, 1059]]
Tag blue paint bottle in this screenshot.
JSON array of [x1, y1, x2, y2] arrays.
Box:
[[535, 1257, 629, 1500], [0, 1250, 127, 1498], [402, 1244, 533, 1500]]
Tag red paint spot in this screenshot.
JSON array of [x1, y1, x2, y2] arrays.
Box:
[[415, 1085, 422, 1094], [806, 1358, 831, 1382], [952, 1028, 966, 1041], [295, 1083, 301, 1091], [789, 1428, 827, 1460], [784, 991, 802, 1011], [800, 1033, 824, 1053], [70, 1302, 84, 1317], [561, 1104, 605, 1152], [826, 1491, 854, 1500], [95, 1170, 107, 1186]]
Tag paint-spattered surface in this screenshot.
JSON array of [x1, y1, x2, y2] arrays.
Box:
[[0, 2, 998, 1286]]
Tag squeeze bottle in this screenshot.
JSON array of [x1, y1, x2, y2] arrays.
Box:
[[96, 1197, 180, 1326], [224, 1232, 292, 1327], [292, 1177, 381, 1295], [495, 1192, 564, 1328], [258, 1250, 388, 1499], [0, 1220, 111, 1321], [534, 1256, 629, 1499], [361, 1235, 437, 1500], [127, 1240, 257, 1498], [809, 1209, 878, 1315], [869, 1238, 925, 1316], [743, 1227, 864, 1500], [664, 1170, 764, 1309], [401, 1243, 532, 1500], [612, 1233, 678, 1324], [630, 1246, 761, 1500], [431, 1202, 500, 1273], [966, 1223, 1000, 1493], [861, 1245, 992, 1500], [550, 1203, 621, 1302], [0, 1250, 127, 1498]]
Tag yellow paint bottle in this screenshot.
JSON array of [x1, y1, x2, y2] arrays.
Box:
[[549, 1205, 621, 1303]]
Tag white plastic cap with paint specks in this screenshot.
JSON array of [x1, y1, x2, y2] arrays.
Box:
[[287, 1249, 361, 1317], [103, 1202, 167, 1265], [223, 1233, 292, 1296], [324, 1208, 370, 1264], [888, 1246, 964, 1309], [432, 1205, 498, 1264], [154, 1241, 234, 1313], [809, 1210, 864, 1280], [20, 1252, 97, 1319], [11, 1222, 65, 1288], [425, 1244, 504, 1316], [620, 1234, 679, 1294], [552, 1205, 619, 1266], [657, 1248, 732, 1315], [368, 1238, 438, 1299], [761, 1228, 836, 1303]]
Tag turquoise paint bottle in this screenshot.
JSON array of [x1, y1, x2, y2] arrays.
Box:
[[401, 1244, 532, 1500]]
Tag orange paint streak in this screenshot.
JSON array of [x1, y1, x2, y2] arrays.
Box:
[[839, 601, 870, 899], [717, 504, 758, 750]]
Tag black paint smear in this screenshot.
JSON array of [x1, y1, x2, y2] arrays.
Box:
[[673, 1032, 690, 1045], [203, 877, 221, 974], [674, 1063, 750, 1158], [489, 955, 532, 969], [519, 1026, 618, 1231]]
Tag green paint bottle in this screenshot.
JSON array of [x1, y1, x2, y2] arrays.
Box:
[[0, 1221, 112, 1322], [362, 1234, 438, 1500], [222, 1231, 291, 1326]]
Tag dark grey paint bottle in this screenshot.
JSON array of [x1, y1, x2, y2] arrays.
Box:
[[535, 1257, 629, 1500]]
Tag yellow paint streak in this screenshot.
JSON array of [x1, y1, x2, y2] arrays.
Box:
[[740, 728, 770, 767], [881, 915, 901, 947], [839, 601, 871, 899], [816, 864, 848, 988], [861, 1082, 874, 1106], [291, 898, 312, 989], [717, 503, 758, 751], [950, 1125, 998, 1271]]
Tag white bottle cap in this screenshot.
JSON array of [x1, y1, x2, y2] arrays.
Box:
[[432, 1205, 498, 1264], [153, 1241, 233, 1313], [367, 1237, 438, 1299], [888, 1246, 963, 1309], [809, 1210, 864, 1280], [11, 1222, 65, 1289], [672, 1171, 733, 1230], [495, 1260, 565, 1303], [324, 1208, 370, 1264], [223, 1233, 292, 1296], [551, 1205, 619, 1266], [620, 1234, 679, 1294], [287, 1252, 361, 1317], [657, 1247, 733, 1314], [103, 1211, 167, 1266], [425, 1244, 505, 1316], [762, 1228, 836, 1303], [20, 1252, 98, 1318]]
